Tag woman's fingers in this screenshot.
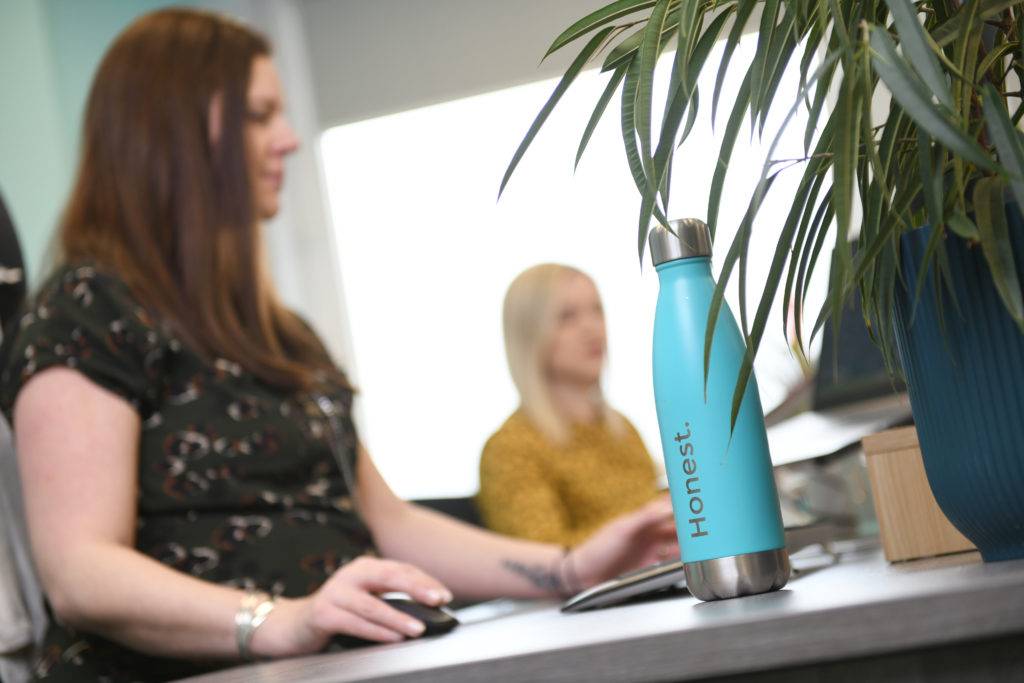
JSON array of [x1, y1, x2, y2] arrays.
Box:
[[328, 589, 426, 639], [310, 598, 407, 643], [343, 556, 453, 606], [644, 495, 675, 521]]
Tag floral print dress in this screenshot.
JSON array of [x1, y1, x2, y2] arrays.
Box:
[[0, 264, 376, 682]]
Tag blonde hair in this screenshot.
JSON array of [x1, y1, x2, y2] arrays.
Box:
[[502, 263, 622, 443]]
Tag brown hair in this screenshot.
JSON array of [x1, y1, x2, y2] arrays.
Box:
[[59, 8, 344, 391]]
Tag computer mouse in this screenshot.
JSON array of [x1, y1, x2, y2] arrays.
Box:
[[380, 592, 460, 637]]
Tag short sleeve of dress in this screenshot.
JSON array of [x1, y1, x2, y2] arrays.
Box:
[[0, 264, 166, 419]]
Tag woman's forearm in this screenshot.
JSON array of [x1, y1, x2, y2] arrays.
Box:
[[371, 502, 570, 600], [48, 542, 262, 660]]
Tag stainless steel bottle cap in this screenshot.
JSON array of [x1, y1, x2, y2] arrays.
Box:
[[648, 218, 712, 266]]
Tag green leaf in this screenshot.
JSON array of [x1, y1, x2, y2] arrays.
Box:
[[947, 211, 980, 240], [674, 0, 703, 97], [884, 0, 954, 111], [637, 0, 673, 176], [704, 173, 780, 401], [641, 17, 709, 259], [908, 219, 960, 326], [983, 83, 1024, 220], [499, 26, 617, 199], [576, 64, 628, 169], [604, 25, 648, 71], [707, 72, 752, 239], [798, 8, 827, 111], [545, 0, 657, 58], [782, 123, 834, 340], [803, 57, 836, 155], [749, 0, 782, 131], [870, 26, 1002, 175], [974, 177, 1024, 330], [666, 7, 731, 150], [931, 0, 1024, 48], [976, 40, 1020, 83], [755, 4, 798, 134], [658, 38, 684, 210], [794, 195, 834, 350], [682, 7, 733, 100], [757, 26, 799, 135], [849, 204, 905, 303], [622, 57, 669, 263], [809, 245, 848, 344], [679, 86, 700, 145], [833, 74, 862, 275], [858, 43, 899, 237], [953, 1, 984, 209], [826, 0, 855, 56], [638, 79, 689, 264], [916, 129, 944, 234], [782, 165, 828, 340], [712, 0, 757, 125], [603, 6, 681, 72]]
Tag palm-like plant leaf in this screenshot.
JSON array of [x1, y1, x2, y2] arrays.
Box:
[[499, 26, 616, 199], [576, 64, 629, 169], [931, 0, 1023, 48], [545, 0, 659, 58], [602, 6, 682, 72], [637, 0, 673, 177], [884, 0, 954, 110], [711, 0, 757, 125], [707, 72, 752, 239]]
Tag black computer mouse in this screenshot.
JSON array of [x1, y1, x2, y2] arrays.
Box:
[[380, 592, 460, 637]]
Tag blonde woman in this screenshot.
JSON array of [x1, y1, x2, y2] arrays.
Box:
[[478, 264, 665, 548]]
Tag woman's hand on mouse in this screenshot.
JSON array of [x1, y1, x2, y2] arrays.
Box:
[[251, 556, 453, 657], [570, 495, 679, 589]]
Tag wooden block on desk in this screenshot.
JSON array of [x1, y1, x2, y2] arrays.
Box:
[[862, 426, 975, 562]]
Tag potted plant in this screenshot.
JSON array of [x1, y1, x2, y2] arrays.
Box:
[[500, 0, 1024, 561]]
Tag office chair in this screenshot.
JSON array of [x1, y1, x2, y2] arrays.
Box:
[[0, 191, 44, 683]]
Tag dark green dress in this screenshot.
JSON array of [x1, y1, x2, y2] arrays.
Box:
[[0, 264, 376, 682]]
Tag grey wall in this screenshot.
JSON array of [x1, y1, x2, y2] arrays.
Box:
[[301, 0, 610, 127]]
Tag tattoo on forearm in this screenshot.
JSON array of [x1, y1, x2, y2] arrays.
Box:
[[502, 559, 565, 595]]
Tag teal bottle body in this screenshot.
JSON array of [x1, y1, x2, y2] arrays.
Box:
[[652, 256, 786, 564]]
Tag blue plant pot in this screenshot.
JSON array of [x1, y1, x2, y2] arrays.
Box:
[[893, 204, 1024, 561]]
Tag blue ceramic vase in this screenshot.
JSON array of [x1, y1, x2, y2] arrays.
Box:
[[893, 203, 1024, 561]]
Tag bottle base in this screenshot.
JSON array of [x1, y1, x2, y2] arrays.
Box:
[[684, 547, 791, 601]]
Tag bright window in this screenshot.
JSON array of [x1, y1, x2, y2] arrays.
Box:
[[320, 35, 825, 499]]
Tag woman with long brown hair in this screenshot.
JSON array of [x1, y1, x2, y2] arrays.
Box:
[[0, 8, 676, 682]]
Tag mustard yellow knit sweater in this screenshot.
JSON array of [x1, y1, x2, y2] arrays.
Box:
[[477, 410, 660, 547]]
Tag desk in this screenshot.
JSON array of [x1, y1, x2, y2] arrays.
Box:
[[180, 545, 1024, 683]]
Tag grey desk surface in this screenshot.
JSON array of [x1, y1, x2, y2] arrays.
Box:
[[181, 544, 1024, 683]]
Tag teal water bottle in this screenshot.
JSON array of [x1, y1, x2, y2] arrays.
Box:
[[650, 218, 789, 601]]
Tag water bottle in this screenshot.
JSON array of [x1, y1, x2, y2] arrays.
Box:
[[649, 218, 789, 601]]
